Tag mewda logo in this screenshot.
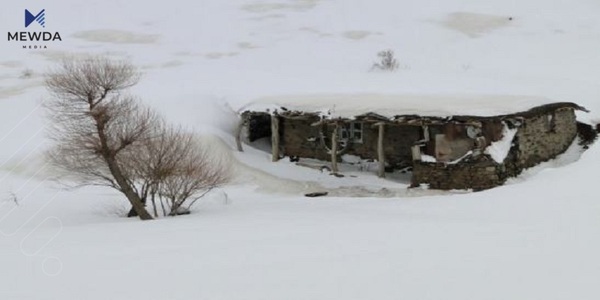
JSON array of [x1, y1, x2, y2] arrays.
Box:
[[25, 9, 46, 28], [7, 8, 62, 49]]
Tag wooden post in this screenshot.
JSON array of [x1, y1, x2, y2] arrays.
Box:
[[377, 123, 385, 178], [271, 115, 280, 162], [331, 123, 339, 173], [235, 118, 244, 152], [411, 145, 422, 161]]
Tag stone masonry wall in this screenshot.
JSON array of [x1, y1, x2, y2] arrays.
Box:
[[412, 160, 504, 191], [412, 107, 577, 191], [515, 108, 577, 169]]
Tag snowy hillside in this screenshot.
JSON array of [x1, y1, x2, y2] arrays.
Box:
[[1, 0, 599, 299]]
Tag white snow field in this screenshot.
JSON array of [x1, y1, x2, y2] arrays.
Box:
[[1, 0, 600, 299]]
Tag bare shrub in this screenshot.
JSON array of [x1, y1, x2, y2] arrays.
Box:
[[125, 126, 230, 217], [372, 49, 399, 71], [154, 133, 229, 216]]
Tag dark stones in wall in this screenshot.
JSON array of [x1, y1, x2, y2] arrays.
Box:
[[413, 107, 578, 191], [252, 106, 580, 191], [281, 118, 421, 168], [412, 159, 503, 191], [515, 108, 577, 169]]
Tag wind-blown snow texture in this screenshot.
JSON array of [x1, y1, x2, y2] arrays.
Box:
[[1, 1, 599, 299]]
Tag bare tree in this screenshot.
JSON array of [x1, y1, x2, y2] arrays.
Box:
[[46, 56, 231, 220], [127, 127, 230, 217], [45, 57, 156, 220]]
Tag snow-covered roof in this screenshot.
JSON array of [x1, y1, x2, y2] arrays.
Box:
[[240, 94, 568, 119]]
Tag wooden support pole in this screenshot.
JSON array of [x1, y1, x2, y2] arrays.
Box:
[[271, 115, 280, 162], [377, 123, 385, 178], [411, 145, 422, 161], [422, 125, 430, 141], [235, 118, 244, 152], [331, 123, 339, 173]]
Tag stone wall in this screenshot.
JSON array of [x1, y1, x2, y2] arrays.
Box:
[[514, 107, 577, 169], [280, 118, 420, 167], [254, 105, 579, 191], [280, 115, 325, 160], [352, 124, 420, 168], [412, 160, 505, 191], [412, 107, 578, 191]]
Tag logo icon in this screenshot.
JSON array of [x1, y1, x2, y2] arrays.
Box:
[[25, 9, 45, 28]]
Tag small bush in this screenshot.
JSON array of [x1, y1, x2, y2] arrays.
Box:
[[372, 49, 399, 71]]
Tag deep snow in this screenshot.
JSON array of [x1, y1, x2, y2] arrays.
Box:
[[1, 0, 600, 299], [241, 94, 562, 118]]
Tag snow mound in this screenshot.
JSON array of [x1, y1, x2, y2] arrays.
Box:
[[440, 12, 513, 38], [241, 94, 558, 119]]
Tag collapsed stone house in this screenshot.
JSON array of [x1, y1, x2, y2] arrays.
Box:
[[237, 95, 591, 191]]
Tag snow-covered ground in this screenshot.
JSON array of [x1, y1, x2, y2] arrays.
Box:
[[1, 0, 600, 299]]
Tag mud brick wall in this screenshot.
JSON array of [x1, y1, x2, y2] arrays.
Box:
[[281, 119, 420, 167], [412, 160, 505, 191], [280, 116, 327, 160], [350, 124, 420, 168], [515, 108, 577, 169]]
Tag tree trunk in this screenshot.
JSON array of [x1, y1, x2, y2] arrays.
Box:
[[105, 155, 153, 220], [95, 118, 153, 220], [127, 196, 148, 217], [169, 198, 181, 216], [151, 193, 158, 218], [128, 198, 155, 217], [160, 198, 167, 217], [127, 207, 137, 217]]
